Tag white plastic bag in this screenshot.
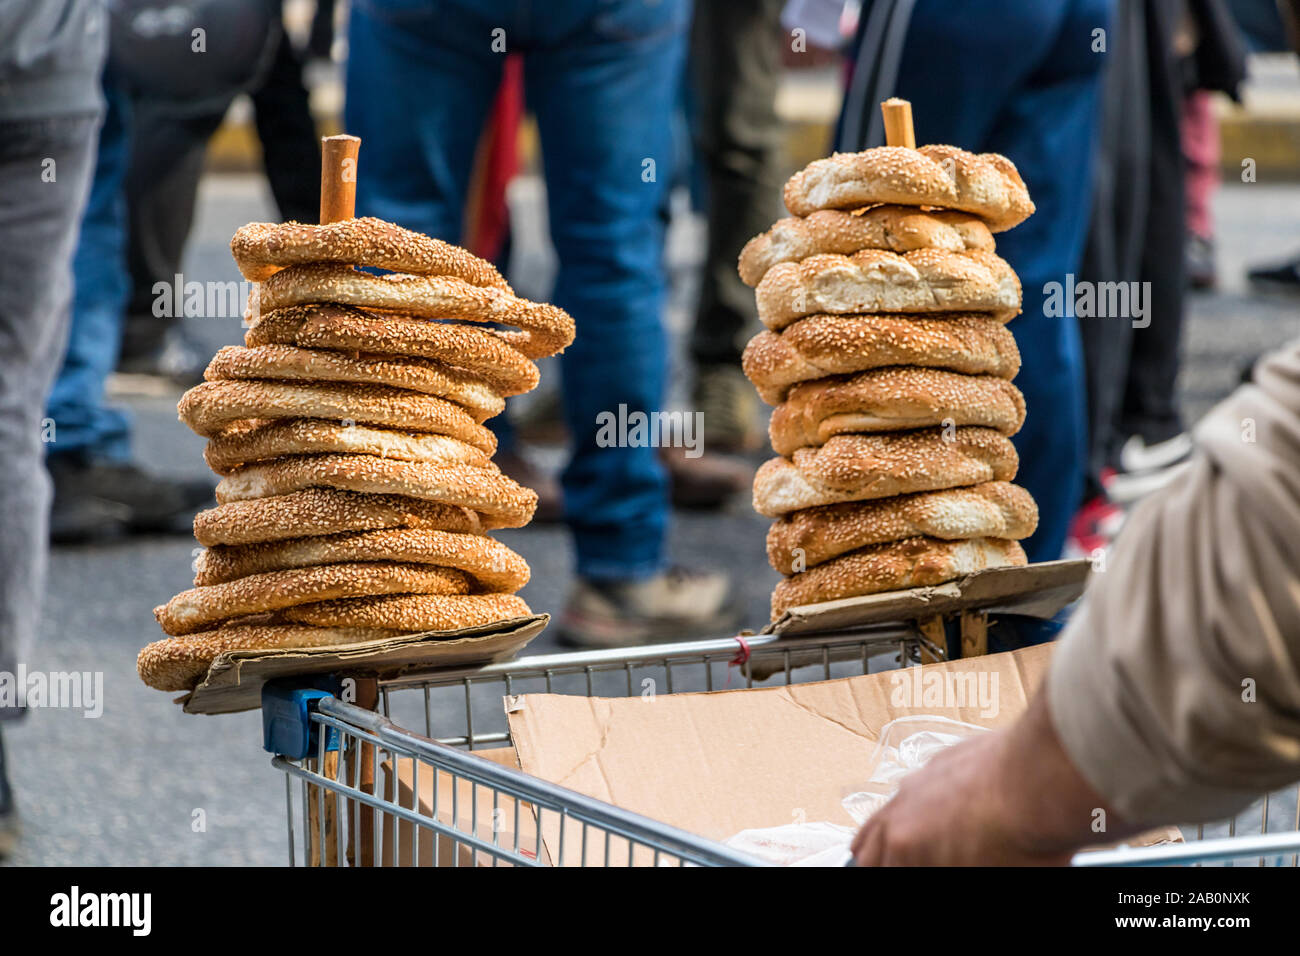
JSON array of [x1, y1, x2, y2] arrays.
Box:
[[725, 821, 856, 867], [725, 715, 989, 865], [841, 716, 990, 825]]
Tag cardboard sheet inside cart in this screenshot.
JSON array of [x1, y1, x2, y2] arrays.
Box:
[[506, 644, 1053, 865], [508, 645, 1177, 865]]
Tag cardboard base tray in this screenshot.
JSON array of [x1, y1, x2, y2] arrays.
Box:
[[766, 558, 1092, 638], [179, 614, 549, 715]]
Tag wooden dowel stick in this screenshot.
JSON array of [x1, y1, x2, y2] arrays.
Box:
[[881, 98, 916, 149], [320, 133, 361, 224]]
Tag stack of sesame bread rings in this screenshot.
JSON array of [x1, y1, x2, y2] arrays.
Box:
[[740, 145, 1041, 620], [137, 218, 575, 691]]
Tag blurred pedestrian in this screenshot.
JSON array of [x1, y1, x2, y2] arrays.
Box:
[[1074, 0, 1244, 541], [346, 0, 742, 647], [0, 0, 106, 856], [685, 0, 786, 456], [837, 0, 1113, 571], [109, 0, 321, 385], [45, 0, 326, 541], [1235, 0, 1300, 292], [43, 70, 215, 543]]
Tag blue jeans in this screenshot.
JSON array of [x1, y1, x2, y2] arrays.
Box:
[[886, 0, 1111, 563], [45, 76, 132, 462], [346, 0, 689, 581]]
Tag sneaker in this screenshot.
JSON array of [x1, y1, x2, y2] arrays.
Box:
[[1064, 494, 1127, 561], [48, 456, 214, 543], [494, 449, 563, 523], [1117, 432, 1193, 474], [115, 327, 209, 390], [557, 566, 743, 648], [0, 727, 17, 860], [513, 388, 568, 446], [661, 446, 753, 510], [1105, 461, 1192, 506], [1246, 255, 1300, 295], [694, 364, 764, 454]]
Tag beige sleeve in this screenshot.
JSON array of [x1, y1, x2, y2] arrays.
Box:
[[1048, 341, 1300, 826]]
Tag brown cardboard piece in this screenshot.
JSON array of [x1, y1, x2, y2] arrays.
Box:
[[378, 747, 546, 867], [180, 614, 549, 715], [767, 559, 1092, 637], [504, 644, 1177, 865]]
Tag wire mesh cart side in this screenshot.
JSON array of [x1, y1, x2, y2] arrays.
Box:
[[267, 627, 918, 866], [264, 627, 1300, 868], [270, 693, 766, 867]]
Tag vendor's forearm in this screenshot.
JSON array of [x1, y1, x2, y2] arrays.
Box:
[[1049, 342, 1300, 826]]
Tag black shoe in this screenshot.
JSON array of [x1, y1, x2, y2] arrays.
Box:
[[0, 727, 18, 860], [115, 328, 209, 389], [48, 456, 214, 543], [1246, 256, 1300, 294], [1186, 234, 1216, 291]]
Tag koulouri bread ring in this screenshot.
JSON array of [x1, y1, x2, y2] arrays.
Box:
[[195, 528, 530, 593], [782, 144, 1034, 231], [281, 593, 532, 631], [769, 536, 1028, 619], [205, 344, 504, 423], [768, 366, 1026, 456], [738, 206, 995, 286], [192, 489, 486, 547], [203, 419, 494, 475], [177, 379, 497, 454], [138, 624, 401, 691], [743, 313, 1020, 405], [765, 482, 1038, 573], [214, 453, 538, 528], [257, 263, 576, 359], [754, 248, 1022, 331], [752, 427, 1019, 518], [247, 304, 541, 397], [230, 217, 512, 288], [154, 561, 473, 636]]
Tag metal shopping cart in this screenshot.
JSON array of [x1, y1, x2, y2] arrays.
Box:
[[262, 625, 1300, 868]]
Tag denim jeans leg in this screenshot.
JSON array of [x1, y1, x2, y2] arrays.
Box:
[[44, 78, 132, 463], [526, 1, 690, 581], [888, 0, 1109, 564], [346, 0, 509, 447]]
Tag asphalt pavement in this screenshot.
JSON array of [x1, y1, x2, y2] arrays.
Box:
[[3, 174, 1298, 866]]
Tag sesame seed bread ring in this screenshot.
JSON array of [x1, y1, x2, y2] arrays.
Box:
[[230, 217, 511, 288], [752, 427, 1019, 518], [743, 313, 1020, 405], [203, 419, 494, 475], [205, 345, 504, 423], [738, 206, 995, 287], [193, 489, 485, 546], [755, 248, 1022, 331], [138, 624, 401, 691], [247, 304, 540, 397], [769, 536, 1028, 619], [154, 561, 472, 636], [783, 145, 1034, 232], [768, 367, 1026, 456], [282, 593, 531, 631], [765, 482, 1038, 573], [257, 263, 576, 360], [177, 379, 496, 455], [214, 454, 538, 528], [195, 528, 530, 593]]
